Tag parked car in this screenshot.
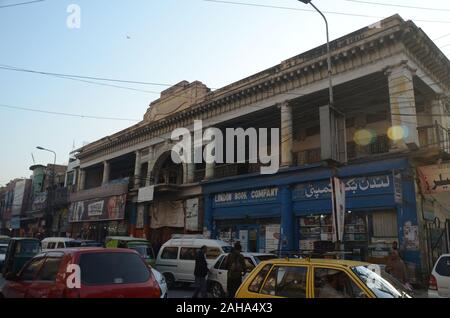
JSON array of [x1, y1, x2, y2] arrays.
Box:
[[155, 235, 232, 287], [208, 252, 277, 297], [41, 237, 77, 251], [2, 238, 41, 277], [151, 267, 168, 298], [0, 243, 8, 272], [105, 236, 156, 267], [0, 248, 161, 298], [428, 254, 450, 298], [235, 258, 413, 298]]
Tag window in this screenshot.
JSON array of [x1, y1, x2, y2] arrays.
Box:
[[36, 257, 63, 282], [219, 256, 229, 270], [214, 255, 225, 269], [314, 268, 366, 298], [206, 247, 221, 260], [47, 242, 56, 250], [160, 247, 178, 260], [372, 211, 397, 238], [248, 264, 272, 293], [180, 247, 199, 260], [20, 258, 45, 281], [79, 252, 150, 285], [260, 266, 308, 298], [435, 256, 450, 277], [56, 242, 65, 249], [352, 266, 410, 298]]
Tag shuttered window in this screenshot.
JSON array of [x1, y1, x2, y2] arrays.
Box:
[[372, 211, 398, 237]]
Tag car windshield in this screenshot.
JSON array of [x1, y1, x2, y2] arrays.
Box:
[[65, 241, 82, 247], [130, 245, 154, 259], [221, 246, 232, 253], [352, 265, 413, 298], [254, 255, 277, 264], [17, 241, 41, 254], [0, 246, 7, 254]]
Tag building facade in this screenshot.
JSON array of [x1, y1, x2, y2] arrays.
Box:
[[69, 15, 450, 283]]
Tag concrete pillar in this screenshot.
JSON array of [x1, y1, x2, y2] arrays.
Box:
[[145, 146, 155, 186], [279, 101, 293, 167], [280, 186, 293, 252], [431, 95, 449, 151], [102, 161, 110, 185], [78, 169, 86, 191], [204, 195, 214, 239], [204, 162, 215, 180], [185, 133, 195, 183], [134, 150, 142, 189], [385, 61, 419, 150]]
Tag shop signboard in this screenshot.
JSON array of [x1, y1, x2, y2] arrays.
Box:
[[138, 185, 154, 203], [12, 180, 27, 216], [68, 194, 126, 223], [136, 205, 145, 229], [213, 187, 279, 208], [393, 170, 402, 204], [293, 175, 393, 201], [417, 164, 450, 211], [31, 192, 47, 211]]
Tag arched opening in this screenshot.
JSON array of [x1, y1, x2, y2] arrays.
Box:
[[152, 151, 184, 185]]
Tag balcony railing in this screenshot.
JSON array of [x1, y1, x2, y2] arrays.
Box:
[[296, 148, 321, 165], [418, 123, 450, 154]]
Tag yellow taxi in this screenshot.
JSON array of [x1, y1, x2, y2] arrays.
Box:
[[235, 258, 413, 298]]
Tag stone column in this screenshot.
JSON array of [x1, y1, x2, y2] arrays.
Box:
[[431, 95, 449, 151], [78, 169, 86, 191], [185, 133, 195, 183], [134, 150, 142, 189], [385, 61, 419, 150], [145, 146, 155, 186], [102, 161, 110, 185], [279, 101, 293, 167]]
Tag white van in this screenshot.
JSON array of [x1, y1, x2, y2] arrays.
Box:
[[155, 235, 232, 286], [41, 237, 78, 251]]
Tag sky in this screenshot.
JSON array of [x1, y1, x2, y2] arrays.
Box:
[[0, 0, 449, 186]]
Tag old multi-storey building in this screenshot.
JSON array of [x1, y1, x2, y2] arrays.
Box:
[[70, 15, 449, 283]]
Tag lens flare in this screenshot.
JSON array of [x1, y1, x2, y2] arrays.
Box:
[[353, 129, 376, 146], [387, 126, 408, 141]]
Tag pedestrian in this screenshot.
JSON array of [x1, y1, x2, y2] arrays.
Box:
[[386, 249, 408, 284], [225, 241, 246, 298], [192, 245, 208, 298]]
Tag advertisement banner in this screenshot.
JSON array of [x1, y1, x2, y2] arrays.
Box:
[[185, 198, 199, 232], [150, 200, 184, 229], [68, 194, 126, 223], [265, 224, 280, 253], [331, 177, 346, 243], [12, 180, 26, 216]]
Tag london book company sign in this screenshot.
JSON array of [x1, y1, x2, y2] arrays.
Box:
[[213, 187, 279, 207]]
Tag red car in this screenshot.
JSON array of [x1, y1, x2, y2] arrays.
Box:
[[0, 248, 161, 298]]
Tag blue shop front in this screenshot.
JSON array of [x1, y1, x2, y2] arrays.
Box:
[[203, 157, 422, 281]]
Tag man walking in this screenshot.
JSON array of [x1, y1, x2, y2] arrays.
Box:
[[226, 242, 246, 298], [192, 245, 208, 298]]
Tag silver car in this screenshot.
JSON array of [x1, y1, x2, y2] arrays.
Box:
[[207, 252, 276, 298]]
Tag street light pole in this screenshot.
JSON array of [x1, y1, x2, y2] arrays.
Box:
[[298, 0, 334, 106], [36, 146, 57, 237]]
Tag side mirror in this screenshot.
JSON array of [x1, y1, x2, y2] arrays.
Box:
[[5, 272, 19, 281]]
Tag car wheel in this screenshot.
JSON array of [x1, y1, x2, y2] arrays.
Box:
[[211, 282, 225, 298], [163, 273, 175, 289]]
